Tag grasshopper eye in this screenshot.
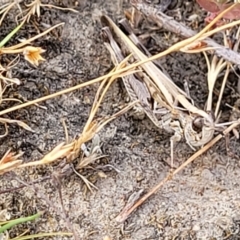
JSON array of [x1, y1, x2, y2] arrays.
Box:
[[193, 116, 204, 130], [101, 27, 111, 43]]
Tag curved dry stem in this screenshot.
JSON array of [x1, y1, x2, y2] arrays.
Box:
[[83, 55, 132, 134], [215, 64, 230, 117], [41, 4, 78, 13], [18, 100, 137, 169], [0, 4, 237, 119]]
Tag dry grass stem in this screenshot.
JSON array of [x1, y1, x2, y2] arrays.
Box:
[[19, 142, 71, 167], [132, 1, 240, 65], [0, 22, 64, 52], [0, 1, 22, 26], [0, 62, 136, 117], [82, 55, 133, 134], [0, 117, 34, 132], [0, 0, 239, 220], [0, 57, 21, 94], [40, 4, 78, 13], [71, 166, 98, 193], [61, 118, 69, 144], [73, 135, 108, 192], [77, 153, 107, 170], [126, 4, 240, 70], [203, 53, 227, 112], [17, 57, 137, 169], [18, 101, 137, 169], [116, 118, 240, 222], [0, 149, 23, 175], [19, 0, 77, 22], [215, 64, 230, 117]]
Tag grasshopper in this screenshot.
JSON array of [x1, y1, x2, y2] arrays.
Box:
[[100, 15, 215, 160]]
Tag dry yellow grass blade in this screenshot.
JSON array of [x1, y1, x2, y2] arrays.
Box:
[[0, 56, 20, 83], [21, 0, 78, 22], [0, 60, 136, 117], [0, 4, 237, 119], [19, 142, 71, 167], [0, 149, 23, 175], [19, 101, 137, 168], [0, 57, 21, 112], [0, 117, 34, 132], [81, 101, 138, 144], [19, 57, 138, 168], [82, 54, 133, 134], [0, 1, 20, 26], [76, 153, 107, 170], [1, 5, 237, 171]]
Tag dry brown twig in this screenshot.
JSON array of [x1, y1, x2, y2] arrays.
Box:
[[116, 118, 240, 222], [17, 59, 138, 169], [0, 1, 239, 189], [113, 2, 240, 222], [130, 0, 240, 65]]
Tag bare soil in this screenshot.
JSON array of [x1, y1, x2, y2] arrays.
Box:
[[1, 0, 240, 239]]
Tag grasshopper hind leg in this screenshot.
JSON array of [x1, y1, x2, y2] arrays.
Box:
[[169, 120, 183, 169]]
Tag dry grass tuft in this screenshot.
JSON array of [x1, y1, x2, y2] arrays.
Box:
[[0, 1, 240, 230], [1, 3, 240, 174], [0, 1, 75, 174]]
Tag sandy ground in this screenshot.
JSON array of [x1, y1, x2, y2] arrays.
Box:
[[0, 0, 240, 239]]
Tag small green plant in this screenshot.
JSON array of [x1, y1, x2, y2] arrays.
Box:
[[0, 212, 72, 239]]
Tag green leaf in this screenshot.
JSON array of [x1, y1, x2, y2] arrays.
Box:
[[0, 212, 42, 233], [0, 21, 24, 48]]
